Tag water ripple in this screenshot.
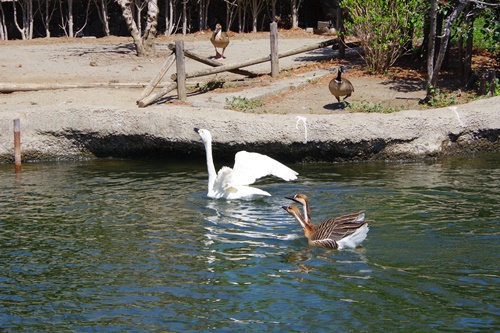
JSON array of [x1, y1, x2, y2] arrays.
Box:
[[0, 156, 499, 331]]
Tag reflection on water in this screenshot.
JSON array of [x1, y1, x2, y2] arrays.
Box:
[[0, 155, 499, 331]]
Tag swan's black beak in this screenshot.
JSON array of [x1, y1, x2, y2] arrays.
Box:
[[285, 196, 299, 203], [281, 205, 289, 211], [194, 127, 200, 133]]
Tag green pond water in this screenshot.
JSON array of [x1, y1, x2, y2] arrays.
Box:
[[0, 154, 498, 332]]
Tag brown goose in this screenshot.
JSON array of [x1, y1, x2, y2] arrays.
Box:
[[283, 193, 370, 249], [328, 66, 354, 103], [282, 205, 369, 249], [210, 23, 229, 59]]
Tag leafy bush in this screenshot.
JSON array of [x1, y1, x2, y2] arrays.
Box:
[[341, 0, 425, 73], [473, 16, 500, 54]]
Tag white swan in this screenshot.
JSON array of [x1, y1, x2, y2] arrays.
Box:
[[194, 128, 298, 200]]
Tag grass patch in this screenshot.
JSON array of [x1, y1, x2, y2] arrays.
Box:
[[225, 96, 263, 112], [349, 100, 401, 113], [195, 80, 225, 92]]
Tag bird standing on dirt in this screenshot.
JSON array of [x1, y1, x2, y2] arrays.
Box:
[[210, 23, 229, 59], [329, 66, 354, 104]]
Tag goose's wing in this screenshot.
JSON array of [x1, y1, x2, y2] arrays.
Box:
[[231, 151, 298, 186], [313, 212, 366, 241]]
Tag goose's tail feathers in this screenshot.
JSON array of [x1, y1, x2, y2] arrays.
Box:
[[337, 224, 369, 249]]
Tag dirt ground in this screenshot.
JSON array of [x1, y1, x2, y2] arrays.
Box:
[[0, 29, 487, 114]]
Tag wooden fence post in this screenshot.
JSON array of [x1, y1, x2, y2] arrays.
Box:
[[13, 118, 21, 172], [175, 40, 187, 101], [270, 22, 279, 78]]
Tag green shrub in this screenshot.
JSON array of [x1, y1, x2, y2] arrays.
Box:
[[341, 0, 425, 74]]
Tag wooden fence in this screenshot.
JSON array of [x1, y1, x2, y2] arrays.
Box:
[[136, 22, 342, 108]]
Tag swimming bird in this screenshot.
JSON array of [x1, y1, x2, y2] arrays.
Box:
[[328, 66, 354, 104], [210, 23, 229, 59], [285, 193, 311, 223], [282, 203, 370, 249], [194, 128, 298, 200]]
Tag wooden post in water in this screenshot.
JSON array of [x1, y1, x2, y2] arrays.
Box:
[[13, 118, 21, 172], [175, 40, 187, 102], [270, 22, 279, 78]]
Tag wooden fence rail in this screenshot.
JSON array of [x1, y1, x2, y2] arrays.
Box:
[[137, 31, 340, 107]]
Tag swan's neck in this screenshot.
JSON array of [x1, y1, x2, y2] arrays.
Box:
[[204, 140, 217, 193]]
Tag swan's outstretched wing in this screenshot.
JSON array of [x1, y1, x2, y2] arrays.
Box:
[[231, 151, 298, 186]]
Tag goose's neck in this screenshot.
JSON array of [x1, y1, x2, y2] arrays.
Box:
[[303, 202, 311, 224], [293, 209, 316, 237], [204, 140, 217, 192], [336, 69, 342, 83]]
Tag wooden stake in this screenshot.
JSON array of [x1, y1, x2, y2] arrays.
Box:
[[270, 22, 279, 78], [137, 82, 178, 107], [13, 118, 21, 172], [137, 51, 175, 102], [175, 40, 187, 101]]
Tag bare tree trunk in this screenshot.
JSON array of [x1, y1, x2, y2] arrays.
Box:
[[198, 0, 209, 31], [135, 0, 145, 36], [425, 0, 437, 101], [463, 20, 473, 86], [270, 0, 277, 21], [226, 0, 237, 31], [44, 0, 50, 37], [12, 0, 33, 40], [238, 0, 249, 33], [116, 0, 146, 56], [142, 0, 157, 55], [75, 0, 91, 36], [198, 0, 203, 31], [67, 0, 73, 37], [336, 7, 345, 58], [27, 0, 33, 39], [94, 0, 110, 36], [0, 2, 7, 40], [182, 0, 187, 35], [290, 0, 302, 29], [431, 1, 467, 87], [425, 0, 467, 102], [102, 0, 110, 35], [249, 0, 264, 33], [35, 0, 55, 38], [238, 0, 242, 32], [164, 0, 174, 36]]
